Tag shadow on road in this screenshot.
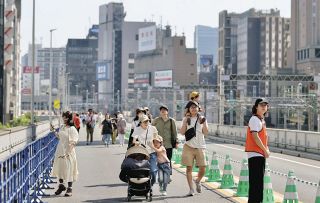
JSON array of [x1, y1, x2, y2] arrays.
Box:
[[85, 183, 127, 188]]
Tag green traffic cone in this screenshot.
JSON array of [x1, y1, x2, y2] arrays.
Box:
[[220, 155, 235, 189], [236, 159, 249, 197], [172, 148, 177, 163], [263, 163, 275, 203], [205, 153, 210, 176], [315, 180, 320, 203], [283, 170, 299, 203], [206, 152, 221, 182]]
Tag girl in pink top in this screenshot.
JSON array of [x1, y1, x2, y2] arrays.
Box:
[[151, 134, 171, 196]]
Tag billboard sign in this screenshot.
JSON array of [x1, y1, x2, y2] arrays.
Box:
[[138, 25, 156, 52], [134, 73, 150, 88], [21, 66, 40, 95], [96, 63, 109, 80], [154, 70, 172, 88], [200, 55, 213, 72]]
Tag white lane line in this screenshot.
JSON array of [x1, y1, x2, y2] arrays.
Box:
[[214, 144, 320, 169]]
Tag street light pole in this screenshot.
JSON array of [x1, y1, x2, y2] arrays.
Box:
[[75, 84, 79, 112], [49, 28, 57, 124], [31, 0, 36, 140]]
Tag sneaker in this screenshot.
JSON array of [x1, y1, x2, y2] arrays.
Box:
[[161, 191, 167, 196], [195, 180, 202, 193], [54, 184, 66, 195], [186, 189, 195, 196], [64, 187, 72, 197]]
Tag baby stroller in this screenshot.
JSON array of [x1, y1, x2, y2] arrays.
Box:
[[120, 145, 153, 202]]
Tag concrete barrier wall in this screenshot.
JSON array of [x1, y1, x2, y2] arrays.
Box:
[[0, 120, 59, 159], [176, 121, 320, 155]]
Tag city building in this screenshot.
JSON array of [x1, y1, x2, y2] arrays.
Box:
[[66, 25, 98, 111], [134, 25, 197, 88], [291, 0, 320, 74], [98, 2, 155, 112], [194, 25, 219, 85], [1, 0, 21, 123], [21, 45, 66, 113]]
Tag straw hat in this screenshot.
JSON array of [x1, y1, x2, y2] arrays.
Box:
[[139, 114, 150, 123], [125, 145, 150, 159]]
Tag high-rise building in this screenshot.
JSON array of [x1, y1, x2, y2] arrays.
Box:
[[194, 25, 219, 85], [98, 2, 155, 112], [1, 0, 21, 123], [66, 31, 98, 111], [291, 0, 320, 74]]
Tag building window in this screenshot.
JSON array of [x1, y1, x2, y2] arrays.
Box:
[[180, 39, 184, 46], [129, 53, 135, 59], [128, 63, 134, 69], [315, 49, 320, 58], [135, 34, 139, 40]]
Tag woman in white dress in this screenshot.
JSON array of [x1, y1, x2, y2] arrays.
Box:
[[52, 111, 79, 197]]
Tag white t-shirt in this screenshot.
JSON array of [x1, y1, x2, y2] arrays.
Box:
[[183, 116, 206, 149], [132, 125, 158, 153], [247, 116, 266, 158]]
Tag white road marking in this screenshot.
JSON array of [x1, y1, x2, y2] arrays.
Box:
[[214, 144, 320, 169]]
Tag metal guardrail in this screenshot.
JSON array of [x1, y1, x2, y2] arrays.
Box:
[[0, 131, 58, 203]]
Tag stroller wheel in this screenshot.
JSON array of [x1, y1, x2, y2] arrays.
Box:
[[127, 195, 131, 202], [149, 195, 152, 202]]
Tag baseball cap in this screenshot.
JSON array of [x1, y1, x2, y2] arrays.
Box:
[[190, 91, 200, 99], [159, 105, 169, 111], [152, 134, 163, 142], [139, 114, 150, 123], [255, 98, 269, 106], [185, 100, 199, 109]]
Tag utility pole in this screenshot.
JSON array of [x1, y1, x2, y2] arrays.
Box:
[[31, 0, 36, 140], [49, 28, 57, 124]]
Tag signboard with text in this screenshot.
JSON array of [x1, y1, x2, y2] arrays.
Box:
[[138, 25, 157, 52], [21, 66, 40, 95], [96, 63, 109, 80], [154, 70, 172, 88], [134, 73, 151, 88]]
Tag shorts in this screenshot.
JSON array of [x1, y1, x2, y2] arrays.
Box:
[[181, 144, 206, 167]]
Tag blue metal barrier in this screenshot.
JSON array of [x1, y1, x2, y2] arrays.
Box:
[[0, 131, 58, 203]]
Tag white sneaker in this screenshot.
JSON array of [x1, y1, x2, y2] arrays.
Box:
[[161, 191, 167, 196], [187, 189, 195, 196], [194, 180, 202, 193]]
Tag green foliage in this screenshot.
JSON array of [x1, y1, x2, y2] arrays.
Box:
[[0, 114, 33, 129]]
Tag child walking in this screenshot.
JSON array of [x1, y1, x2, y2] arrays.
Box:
[[151, 134, 171, 196]]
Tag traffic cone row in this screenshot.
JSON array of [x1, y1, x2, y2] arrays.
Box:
[[283, 170, 299, 203], [220, 155, 235, 189], [263, 163, 274, 203], [236, 159, 249, 197]]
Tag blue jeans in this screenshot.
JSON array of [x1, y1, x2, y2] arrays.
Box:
[[158, 163, 171, 191], [102, 134, 111, 145], [149, 152, 158, 186]]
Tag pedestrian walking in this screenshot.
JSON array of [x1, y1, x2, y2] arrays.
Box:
[[117, 114, 127, 146], [85, 109, 95, 145], [52, 111, 79, 197], [111, 116, 118, 144], [127, 108, 145, 148], [100, 113, 113, 147], [245, 98, 270, 203], [73, 113, 81, 133], [150, 134, 171, 196], [132, 114, 159, 186], [180, 101, 209, 196], [152, 105, 178, 171]]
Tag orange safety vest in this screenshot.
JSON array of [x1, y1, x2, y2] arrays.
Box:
[[245, 116, 268, 156]]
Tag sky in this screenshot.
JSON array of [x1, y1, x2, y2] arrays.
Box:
[[20, 0, 291, 55]]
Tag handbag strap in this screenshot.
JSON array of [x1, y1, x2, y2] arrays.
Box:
[[188, 116, 199, 130], [145, 126, 149, 145]]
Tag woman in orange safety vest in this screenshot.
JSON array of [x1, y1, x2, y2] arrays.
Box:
[[245, 98, 270, 203]]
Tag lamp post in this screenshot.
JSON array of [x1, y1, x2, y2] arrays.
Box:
[[91, 84, 95, 109], [31, 0, 36, 140], [49, 28, 57, 124], [75, 84, 79, 112]]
